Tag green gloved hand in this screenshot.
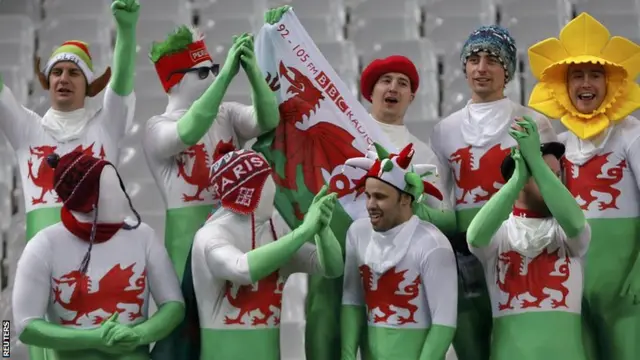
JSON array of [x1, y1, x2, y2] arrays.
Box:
[[90, 313, 140, 354], [265, 5, 291, 24], [302, 186, 338, 235], [238, 34, 261, 76], [510, 147, 531, 183], [509, 115, 543, 161], [221, 33, 251, 79], [111, 0, 140, 30], [105, 325, 143, 353]]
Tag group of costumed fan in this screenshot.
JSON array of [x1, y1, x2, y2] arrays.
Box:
[[2, 0, 639, 358]]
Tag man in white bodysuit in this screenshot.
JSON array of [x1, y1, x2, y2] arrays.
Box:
[[0, 0, 139, 241], [190, 145, 344, 360], [340, 142, 458, 360]]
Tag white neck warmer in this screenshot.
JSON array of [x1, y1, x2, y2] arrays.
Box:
[[365, 215, 419, 274], [505, 213, 558, 258], [372, 117, 409, 151], [461, 97, 514, 147], [41, 107, 92, 143], [565, 126, 613, 165]]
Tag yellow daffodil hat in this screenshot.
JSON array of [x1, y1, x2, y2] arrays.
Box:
[[527, 12, 640, 139]]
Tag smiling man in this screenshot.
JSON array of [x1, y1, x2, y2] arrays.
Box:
[[340, 143, 457, 360], [527, 12, 640, 360], [429, 25, 557, 360]]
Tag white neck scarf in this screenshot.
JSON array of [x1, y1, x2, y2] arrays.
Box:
[[365, 215, 419, 274], [461, 97, 514, 147], [505, 213, 558, 258], [565, 126, 613, 165], [41, 107, 93, 142]]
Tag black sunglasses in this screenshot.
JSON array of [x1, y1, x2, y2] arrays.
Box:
[[166, 64, 220, 81]]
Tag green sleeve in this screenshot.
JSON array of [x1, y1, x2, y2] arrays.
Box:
[[419, 325, 456, 360], [467, 169, 528, 248], [245, 66, 279, 133], [248, 226, 313, 282], [314, 228, 344, 279], [413, 203, 457, 236], [19, 320, 100, 350], [131, 301, 184, 345], [340, 305, 366, 360], [527, 155, 586, 238], [110, 26, 136, 96], [176, 69, 234, 146]]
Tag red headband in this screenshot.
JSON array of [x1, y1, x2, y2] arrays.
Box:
[[154, 40, 213, 93]]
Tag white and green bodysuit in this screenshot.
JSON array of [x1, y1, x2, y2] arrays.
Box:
[[341, 216, 458, 359], [0, 1, 137, 241]]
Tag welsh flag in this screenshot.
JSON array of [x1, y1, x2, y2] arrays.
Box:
[[252, 9, 395, 360]]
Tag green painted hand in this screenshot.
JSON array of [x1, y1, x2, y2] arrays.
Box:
[[264, 5, 291, 24], [508, 116, 542, 161], [304, 185, 338, 234], [111, 0, 140, 29], [221, 33, 251, 78], [106, 325, 143, 353]]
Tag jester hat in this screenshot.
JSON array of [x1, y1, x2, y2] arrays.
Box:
[[345, 143, 443, 202], [149, 25, 214, 93], [527, 12, 640, 139], [34, 40, 111, 97]]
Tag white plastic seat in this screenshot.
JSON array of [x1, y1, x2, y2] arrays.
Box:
[[134, 67, 167, 98], [43, 0, 111, 19], [0, 67, 29, 106], [138, 0, 191, 23], [197, 0, 268, 19], [583, 13, 640, 38], [0, 42, 34, 74], [504, 74, 523, 104], [278, 0, 347, 25], [316, 41, 358, 74], [0, 0, 42, 20], [574, 0, 639, 16], [442, 74, 471, 116], [349, 17, 421, 56], [0, 15, 35, 45], [202, 17, 260, 46], [362, 39, 438, 72], [503, 15, 565, 50], [425, 0, 494, 19], [118, 149, 154, 186], [350, 0, 421, 23], [137, 18, 183, 44], [124, 180, 165, 217], [405, 119, 436, 144], [499, 0, 570, 19], [37, 16, 112, 59], [425, 15, 491, 56], [132, 96, 169, 132], [299, 16, 345, 42]]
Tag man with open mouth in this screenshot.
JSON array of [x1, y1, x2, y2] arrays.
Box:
[[0, 0, 139, 248], [527, 12, 640, 360], [429, 25, 558, 360]]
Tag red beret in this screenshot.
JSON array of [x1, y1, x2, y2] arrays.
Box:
[[360, 55, 420, 102]]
